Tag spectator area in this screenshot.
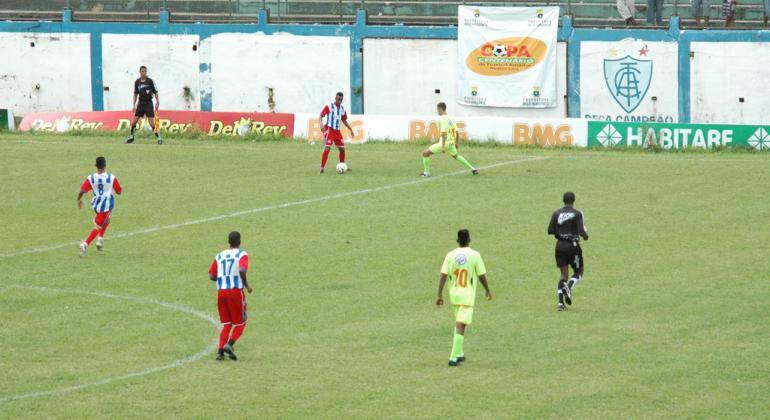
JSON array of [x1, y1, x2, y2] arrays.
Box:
[[0, 0, 767, 27]]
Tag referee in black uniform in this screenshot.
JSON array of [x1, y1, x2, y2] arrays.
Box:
[[126, 65, 162, 144], [547, 191, 589, 311]]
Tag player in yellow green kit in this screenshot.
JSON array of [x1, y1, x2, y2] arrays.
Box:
[[435, 229, 492, 366], [420, 102, 478, 177]]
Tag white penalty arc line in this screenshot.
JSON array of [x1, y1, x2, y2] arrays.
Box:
[[0, 285, 218, 403], [0, 156, 545, 258]]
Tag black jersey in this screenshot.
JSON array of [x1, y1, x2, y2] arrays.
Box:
[[548, 206, 587, 242], [134, 78, 157, 104]]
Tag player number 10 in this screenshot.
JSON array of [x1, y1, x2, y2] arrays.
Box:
[[453, 268, 468, 288]]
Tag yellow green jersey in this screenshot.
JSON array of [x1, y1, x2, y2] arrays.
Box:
[[438, 114, 458, 144], [440, 247, 486, 306]]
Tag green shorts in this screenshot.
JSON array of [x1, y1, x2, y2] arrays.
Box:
[[453, 305, 473, 325], [429, 141, 458, 157]]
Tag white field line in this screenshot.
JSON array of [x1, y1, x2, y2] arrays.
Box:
[[0, 156, 545, 258], [0, 285, 218, 403]]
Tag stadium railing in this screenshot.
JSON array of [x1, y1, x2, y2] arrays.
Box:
[[0, 0, 767, 27]]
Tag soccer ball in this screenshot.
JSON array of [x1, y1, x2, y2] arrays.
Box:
[[336, 162, 348, 174], [492, 44, 508, 57]]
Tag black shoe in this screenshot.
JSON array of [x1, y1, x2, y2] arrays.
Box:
[[223, 344, 237, 360], [563, 286, 572, 306], [558, 303, 566, 311], [156, 137, 163, 145], [457, 356, 465, 363], [472, 169, 478, 175], [125, 137, 135, 144], [319, 168, 325, 174], [216, 350, 225, 361], [448, 359, 459, 367]]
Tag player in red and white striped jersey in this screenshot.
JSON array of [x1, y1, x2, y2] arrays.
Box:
[[318, 91, 355, 173], [77, 156, 122, 257], [208, 231, 252, 361]]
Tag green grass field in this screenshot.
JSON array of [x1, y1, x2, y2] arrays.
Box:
[[1, 133, 768, 418]]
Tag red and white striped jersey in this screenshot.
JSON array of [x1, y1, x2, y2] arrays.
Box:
[[80, 172, 122, 212], [209, 248, 249, 290]]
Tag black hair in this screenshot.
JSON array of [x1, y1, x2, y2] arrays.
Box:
[[95, 156, 106, 169], [228, 231, 241, 247], [335, 92, 344, 98], [140, 65, 147, 71], [437, 102, 447, 111], [457, 229, 471, 246], [563, 191, 576, 204]]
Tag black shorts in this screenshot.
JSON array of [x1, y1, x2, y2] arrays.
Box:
[[134, 102, 155, 118], [555, 240, 583, 271]]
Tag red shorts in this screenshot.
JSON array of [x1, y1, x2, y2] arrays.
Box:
[[324, 128, 344, 147], [93, 211, 111, 227], [217, 288, 247, 325]]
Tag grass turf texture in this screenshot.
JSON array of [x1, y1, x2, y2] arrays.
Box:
[[1, 133, 768, 418]]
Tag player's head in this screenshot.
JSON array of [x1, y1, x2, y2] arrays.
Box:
[[457, 229, 471, 247], [563, 191, 576, 205], [334, 92, 343, 105], [139, 65, 147, 76], [437, 102, 447, 115], [228, 231, 241, 247], [95, 156, 106, 169]]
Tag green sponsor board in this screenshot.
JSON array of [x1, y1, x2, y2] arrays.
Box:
[[587, 121, 770, 150], [0, 109, 15, 131]]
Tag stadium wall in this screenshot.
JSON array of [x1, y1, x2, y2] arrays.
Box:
[[2, 11, 770, 124]]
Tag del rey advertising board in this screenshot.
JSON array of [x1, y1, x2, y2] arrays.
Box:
[[18, 111, 294, 137]]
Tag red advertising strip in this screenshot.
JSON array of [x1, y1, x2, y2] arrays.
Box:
[[18, 110, 294, 137]]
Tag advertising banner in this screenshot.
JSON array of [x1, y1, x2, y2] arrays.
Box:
[[458, 6, 559, 108], [580, 40, 679, 122], [18, 110, 294, 137], [294, 113, 587, 147], [0, 109, 14, 131], [588, 121, 770, 150]]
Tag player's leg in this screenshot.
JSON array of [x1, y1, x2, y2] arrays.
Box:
[[320, 131, 333, 173], [223, 289, 247, 360], [555, 242, 571, 310], [449, 306, 472, 366], [94, 212, 110, 251], [336, 138, 346, 166], [81, 213, 102, 256], [421, 144, 440, 176], [448, 143, 477, 174], [217, 290, 234, 360], [146, 106, 162, 144], [126, 108, 143, 143], [568, 245, 584, 290]]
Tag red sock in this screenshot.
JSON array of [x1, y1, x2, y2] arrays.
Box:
[[100, 221, 110, 236], [85, 228, 100, 245], [230, 324, 246, 344], [219, 323, 233, 349], [339, 148, 346, 163], [320, 148, 330, 169]]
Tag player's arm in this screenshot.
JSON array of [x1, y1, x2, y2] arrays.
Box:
[[436, 272, 448, 306], [239, 255, 252, 293], [77, 179, 91, 209], [342, 113, 354, 135], [208, 260, 217, 281], [132, 92, 138, 112], [113, 178, 122, 195], [318, 106, 329, 132], [547, 212, 557, 236], [578, 211, 589, 241], [479, 274, 492, 300], [152, 79, 159, 110]]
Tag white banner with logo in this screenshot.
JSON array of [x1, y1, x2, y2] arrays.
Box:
[[294, 113, 587, 147], [457, 6, 559, 108]]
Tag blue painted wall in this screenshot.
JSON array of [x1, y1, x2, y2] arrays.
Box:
[[2, 9, 770, 120]]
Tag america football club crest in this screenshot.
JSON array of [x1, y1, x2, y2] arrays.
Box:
[[473, 9, 480, 18], [471, 86, 478, 96], [537, 9, 544, 18], [532, 86, 540, 97], [455, 254, 467, 265], [604, 55, 652, 113]]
